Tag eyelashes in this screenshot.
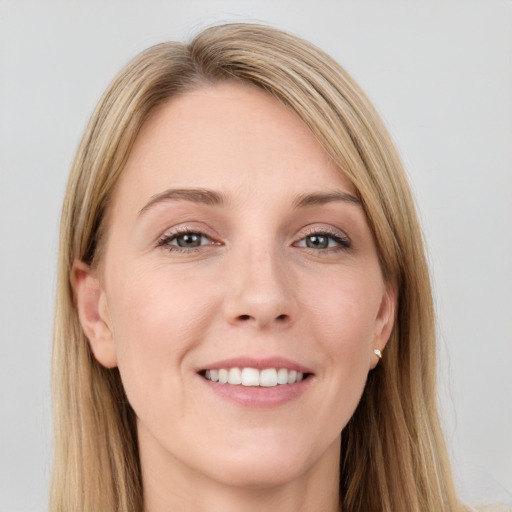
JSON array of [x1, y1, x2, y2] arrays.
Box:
[[156, 226, 351, 254], [293, 229, 350, 251], [156, 228, 218, 252]]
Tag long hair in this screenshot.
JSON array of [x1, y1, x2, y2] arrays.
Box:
[[52, 23, 462, 512]]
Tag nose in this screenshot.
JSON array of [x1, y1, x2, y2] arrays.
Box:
[[222, 245, 297, 329]]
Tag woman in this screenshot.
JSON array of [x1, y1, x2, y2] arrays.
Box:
[[52, 23, 466, 511]]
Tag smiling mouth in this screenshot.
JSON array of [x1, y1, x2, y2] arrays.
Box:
[[199, 367, 312, 387]]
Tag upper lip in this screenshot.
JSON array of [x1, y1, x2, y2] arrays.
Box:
[[196, 356, 313, 374]]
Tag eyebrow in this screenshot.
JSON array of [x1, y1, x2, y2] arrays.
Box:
[[292, 191, 361, 208], [138, 187, 361, 216], [138, 188, 226, 216]]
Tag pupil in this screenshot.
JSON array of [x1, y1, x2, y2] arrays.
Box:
[[306, 235, 328, 249], [177, 233, 201, 247]]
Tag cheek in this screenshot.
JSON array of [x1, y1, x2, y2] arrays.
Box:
[[109, 264, 215, 342], [310, 271, 381, 344], [304, 269, 382, 386], [104, 265, 219, 403]]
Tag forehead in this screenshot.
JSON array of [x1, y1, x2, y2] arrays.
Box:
[[111, 81, 357, 212]]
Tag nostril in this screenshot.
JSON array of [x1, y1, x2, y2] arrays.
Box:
[[235, 313, 290, 323]]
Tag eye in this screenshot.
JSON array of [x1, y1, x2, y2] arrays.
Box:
[[172, 232, 207, 248], [157, 230, 217, 251], [295, 232, 350, 250]]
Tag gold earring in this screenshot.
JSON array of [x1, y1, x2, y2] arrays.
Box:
[[373, 348, 383, 359]]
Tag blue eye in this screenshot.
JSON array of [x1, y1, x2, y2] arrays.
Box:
[[158, 231, 213, 250], [296, 232, 350, 250], [173, 232, 207, 248]]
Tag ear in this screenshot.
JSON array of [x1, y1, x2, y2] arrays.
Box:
[[71, 260, 118, 368], [370, 281, 397, 369]]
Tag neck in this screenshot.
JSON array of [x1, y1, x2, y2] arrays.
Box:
[[140, 429, 341, 512]]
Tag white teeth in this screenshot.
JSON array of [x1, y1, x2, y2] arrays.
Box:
[[277, 368, 288, 385], [241, 368, 260, 386], [203, 367, 307, 386], [228, 367, 242, 385], [260, 368, 277, 387]]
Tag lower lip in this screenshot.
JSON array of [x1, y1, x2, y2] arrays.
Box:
[[199, 375, 313, 408]]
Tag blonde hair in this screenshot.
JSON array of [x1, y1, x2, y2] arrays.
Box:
[[52, 23, 464, 512]]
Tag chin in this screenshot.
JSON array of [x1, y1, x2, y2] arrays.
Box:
[[207, 454, 311, 489], [198, 430, 340, 490]]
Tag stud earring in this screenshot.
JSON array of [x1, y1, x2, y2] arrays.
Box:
[[373, 348, 383, 359]]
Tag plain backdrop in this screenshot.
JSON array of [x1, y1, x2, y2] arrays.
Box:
[[0, 1, 511, 510]]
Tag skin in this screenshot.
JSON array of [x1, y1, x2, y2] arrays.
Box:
[[73, 82, 396, 512]]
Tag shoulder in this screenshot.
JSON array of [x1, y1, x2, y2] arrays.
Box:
[[467, 504, 512, 512]]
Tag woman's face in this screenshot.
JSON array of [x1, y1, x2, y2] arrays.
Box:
[[76, 82, 395, 489]]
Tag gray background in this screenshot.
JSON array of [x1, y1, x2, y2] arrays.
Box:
[[0, 1, 511, 510]]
